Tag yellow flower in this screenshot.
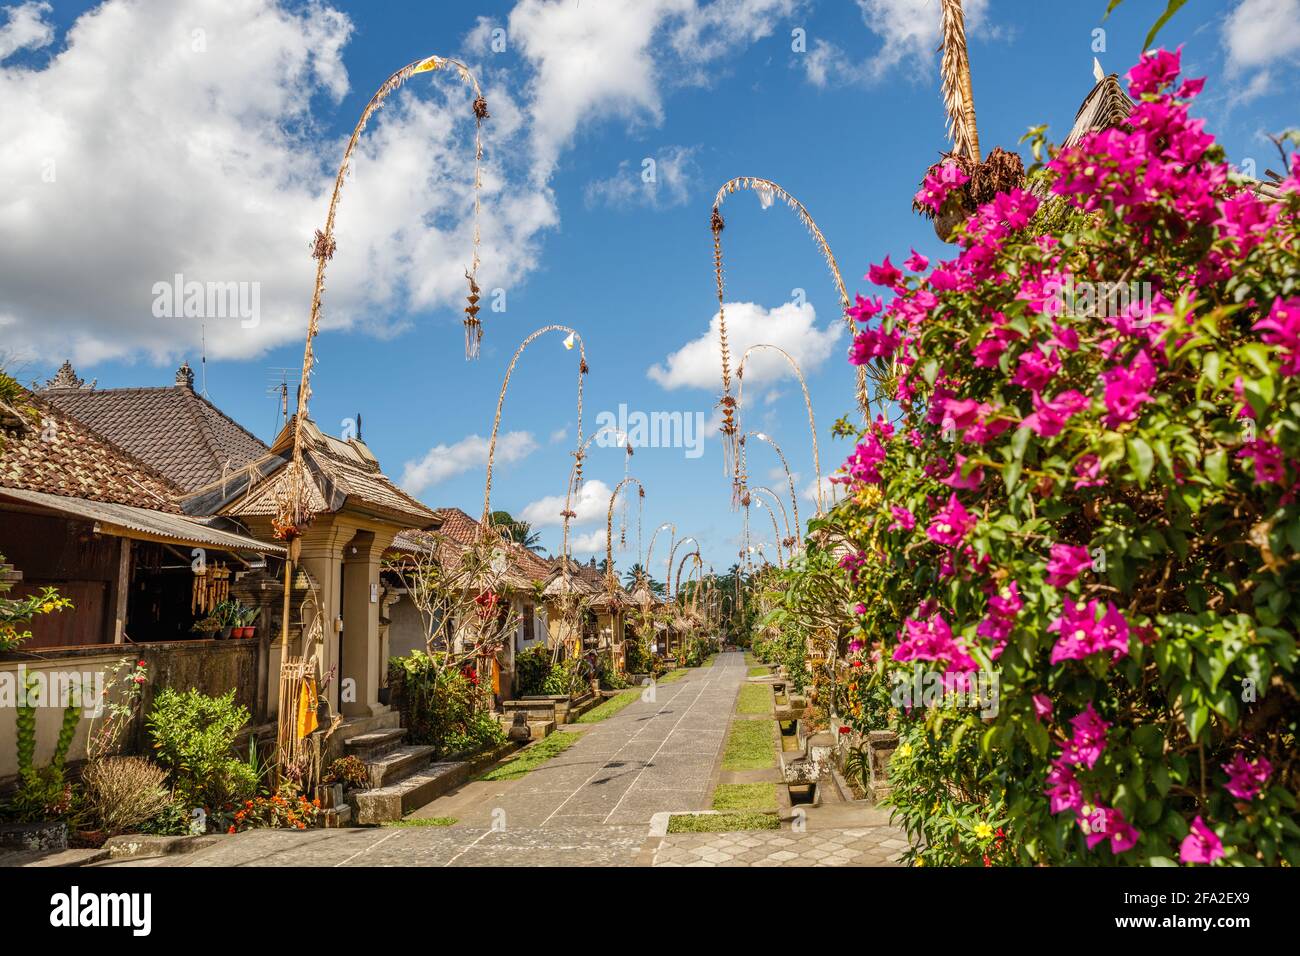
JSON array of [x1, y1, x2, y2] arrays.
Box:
[[974, 822, 994, 841], [897, 742, 912, 759]]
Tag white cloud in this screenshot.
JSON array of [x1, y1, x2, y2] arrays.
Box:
[[802, 0, 993, 88], [548, 425, 569, 444], [400, 430, 537, 496], [509, 0, 799, 181], [0, 1, 53, 62], [584, 144, 700, 210], [569, 528, 609, 555], [647, 300, 842, 395], [0, 0, 555, 366], [1225, 0, 1300, 69], [520, 478, 613, 528]]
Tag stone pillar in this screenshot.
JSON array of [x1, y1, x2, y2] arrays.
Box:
[[294, 520, 351, 714], [340, 529, 394, 718]]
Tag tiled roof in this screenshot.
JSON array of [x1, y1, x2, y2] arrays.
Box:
[[40, 361, 268, 492], [189, 418, 437, 527], [390, 508, 552, 589], [0, 388, 183, 511]]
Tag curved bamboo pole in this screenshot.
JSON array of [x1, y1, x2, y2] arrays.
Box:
[[558, 426, 631, 565], [666, 535, 699, 600], [643, 522, 674, 597], [604, 476, 645, 589], [735, 343, 823, 514], [750, 485, 791, 545], [740, 430, 800, 543], [481, 325, 586, 530], [675, 550, 702, 604], [286, 54, 486, 539], [752, 500, 784, 568], [709, 176, 871, 457]]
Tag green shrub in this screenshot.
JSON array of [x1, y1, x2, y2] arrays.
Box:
[[390, 652, 505, 758], [147, 688, 256, 811], [513, 644, 552, 696]]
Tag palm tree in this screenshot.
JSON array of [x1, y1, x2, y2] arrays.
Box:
[[490, 510, 543, 552], [623, 564, 666, 596]]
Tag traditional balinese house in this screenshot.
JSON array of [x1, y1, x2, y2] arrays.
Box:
[[181, 416, 438, 722], [386, 508, 552, 703], [0, 381, 285, 781]]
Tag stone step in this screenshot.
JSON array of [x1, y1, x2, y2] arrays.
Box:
[[363, 744, 436, 789], [348, 742, 518, 825], [345, 728, 407, 761]]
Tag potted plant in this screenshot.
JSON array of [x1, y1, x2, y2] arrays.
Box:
[[191, 615, 222, 638], [235, 604, 260, 638]]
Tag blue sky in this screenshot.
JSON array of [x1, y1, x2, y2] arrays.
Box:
[[2, 0, 1298, 574]]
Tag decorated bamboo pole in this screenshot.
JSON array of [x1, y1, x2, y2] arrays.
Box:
[[481, 325, 587, 531], [941, 0, 981, 164], [710, 176, 871, 460], [279, 54, 486, 659], [604, 477, 645, 590], [752, 498, 784, 568], [665, 535, 699, 600], [751, 485, 792, 546], [559, 426, 631, 566], [740, 430, 800, 546], [735, 343, 823, 514]]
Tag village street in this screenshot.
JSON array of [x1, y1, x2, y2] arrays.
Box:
[[99, 652, 905, 867]]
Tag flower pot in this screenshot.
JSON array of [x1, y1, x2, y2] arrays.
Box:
[[220, 626, 233, 640]]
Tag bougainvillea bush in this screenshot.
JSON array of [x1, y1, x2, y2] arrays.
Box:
[[834, 50, 1300, 866]]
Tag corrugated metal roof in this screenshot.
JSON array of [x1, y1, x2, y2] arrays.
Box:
[[0, 486, 285, 554]]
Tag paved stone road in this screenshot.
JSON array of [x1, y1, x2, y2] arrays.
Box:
[[96, 652, 908, 867]]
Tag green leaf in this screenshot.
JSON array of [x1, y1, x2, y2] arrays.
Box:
[[1144, 0, 1189, 52], [1127, 436, 1154, 486], [1203, 449, 1227, 487]]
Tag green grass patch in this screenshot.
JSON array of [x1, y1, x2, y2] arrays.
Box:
[[382, 816, 456, 827], [712, 782, 778, 812], [702, 654, 718, 668], [747, 665, 771, 678], [722, 718, 776, 771], [479, 732, 576, 782], [576, 688, 639, 724], [737, 683, 771, 715], [666, 811, 779, 833], [657, 668, 690, 684]]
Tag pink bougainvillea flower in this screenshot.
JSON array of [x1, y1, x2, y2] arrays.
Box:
[[849, 326, 902, 364], [1010, 347, 1061, 394], [1101, 349, 1157, 427], [1045, 543, 1093, 587], [893, 609, 979, 671], [1022, 390, 1090, 438], [853, 604, 867, 617], [1059, 703, 1110, 770], [1083, 806, 1141, 855], [942, 454, 985, 490], [1127, 46, 1183, 97], [1254, 297, 1300, 375], [904, 249, 930, 272], [888, 506, 916, 532], [866, 256, 904, 289], [1237, 439, 1286, 486], [1032, 693, 1053, 721], [840, 433, 888, 485], [846, 293, 884, 324], [1222, 754, 1272, 801], [913, 162, 970, 214], [1045, 763, 1082, 814], [1179, 816, 1225, 865], [838, 550, 866, 583], [977, 581, 1022, 658], [926, 494, 977, 547], [1073, 454, 1106, 489], [1049, 600, 1132, 663]]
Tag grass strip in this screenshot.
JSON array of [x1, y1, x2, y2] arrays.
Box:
[[737, 683, 771, 715], [747, 665, 771, 678], [666, 811, 779, 833], [657, 668, 690, 684], [479, 732, 576, 782], [382, 816, 456, 827], [576, 688, 640, 724], [712, 782, 778, 811], [722, 718, 776, 770]]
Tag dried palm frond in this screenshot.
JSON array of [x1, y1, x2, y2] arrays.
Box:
[[940, 0, 980, 164]]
